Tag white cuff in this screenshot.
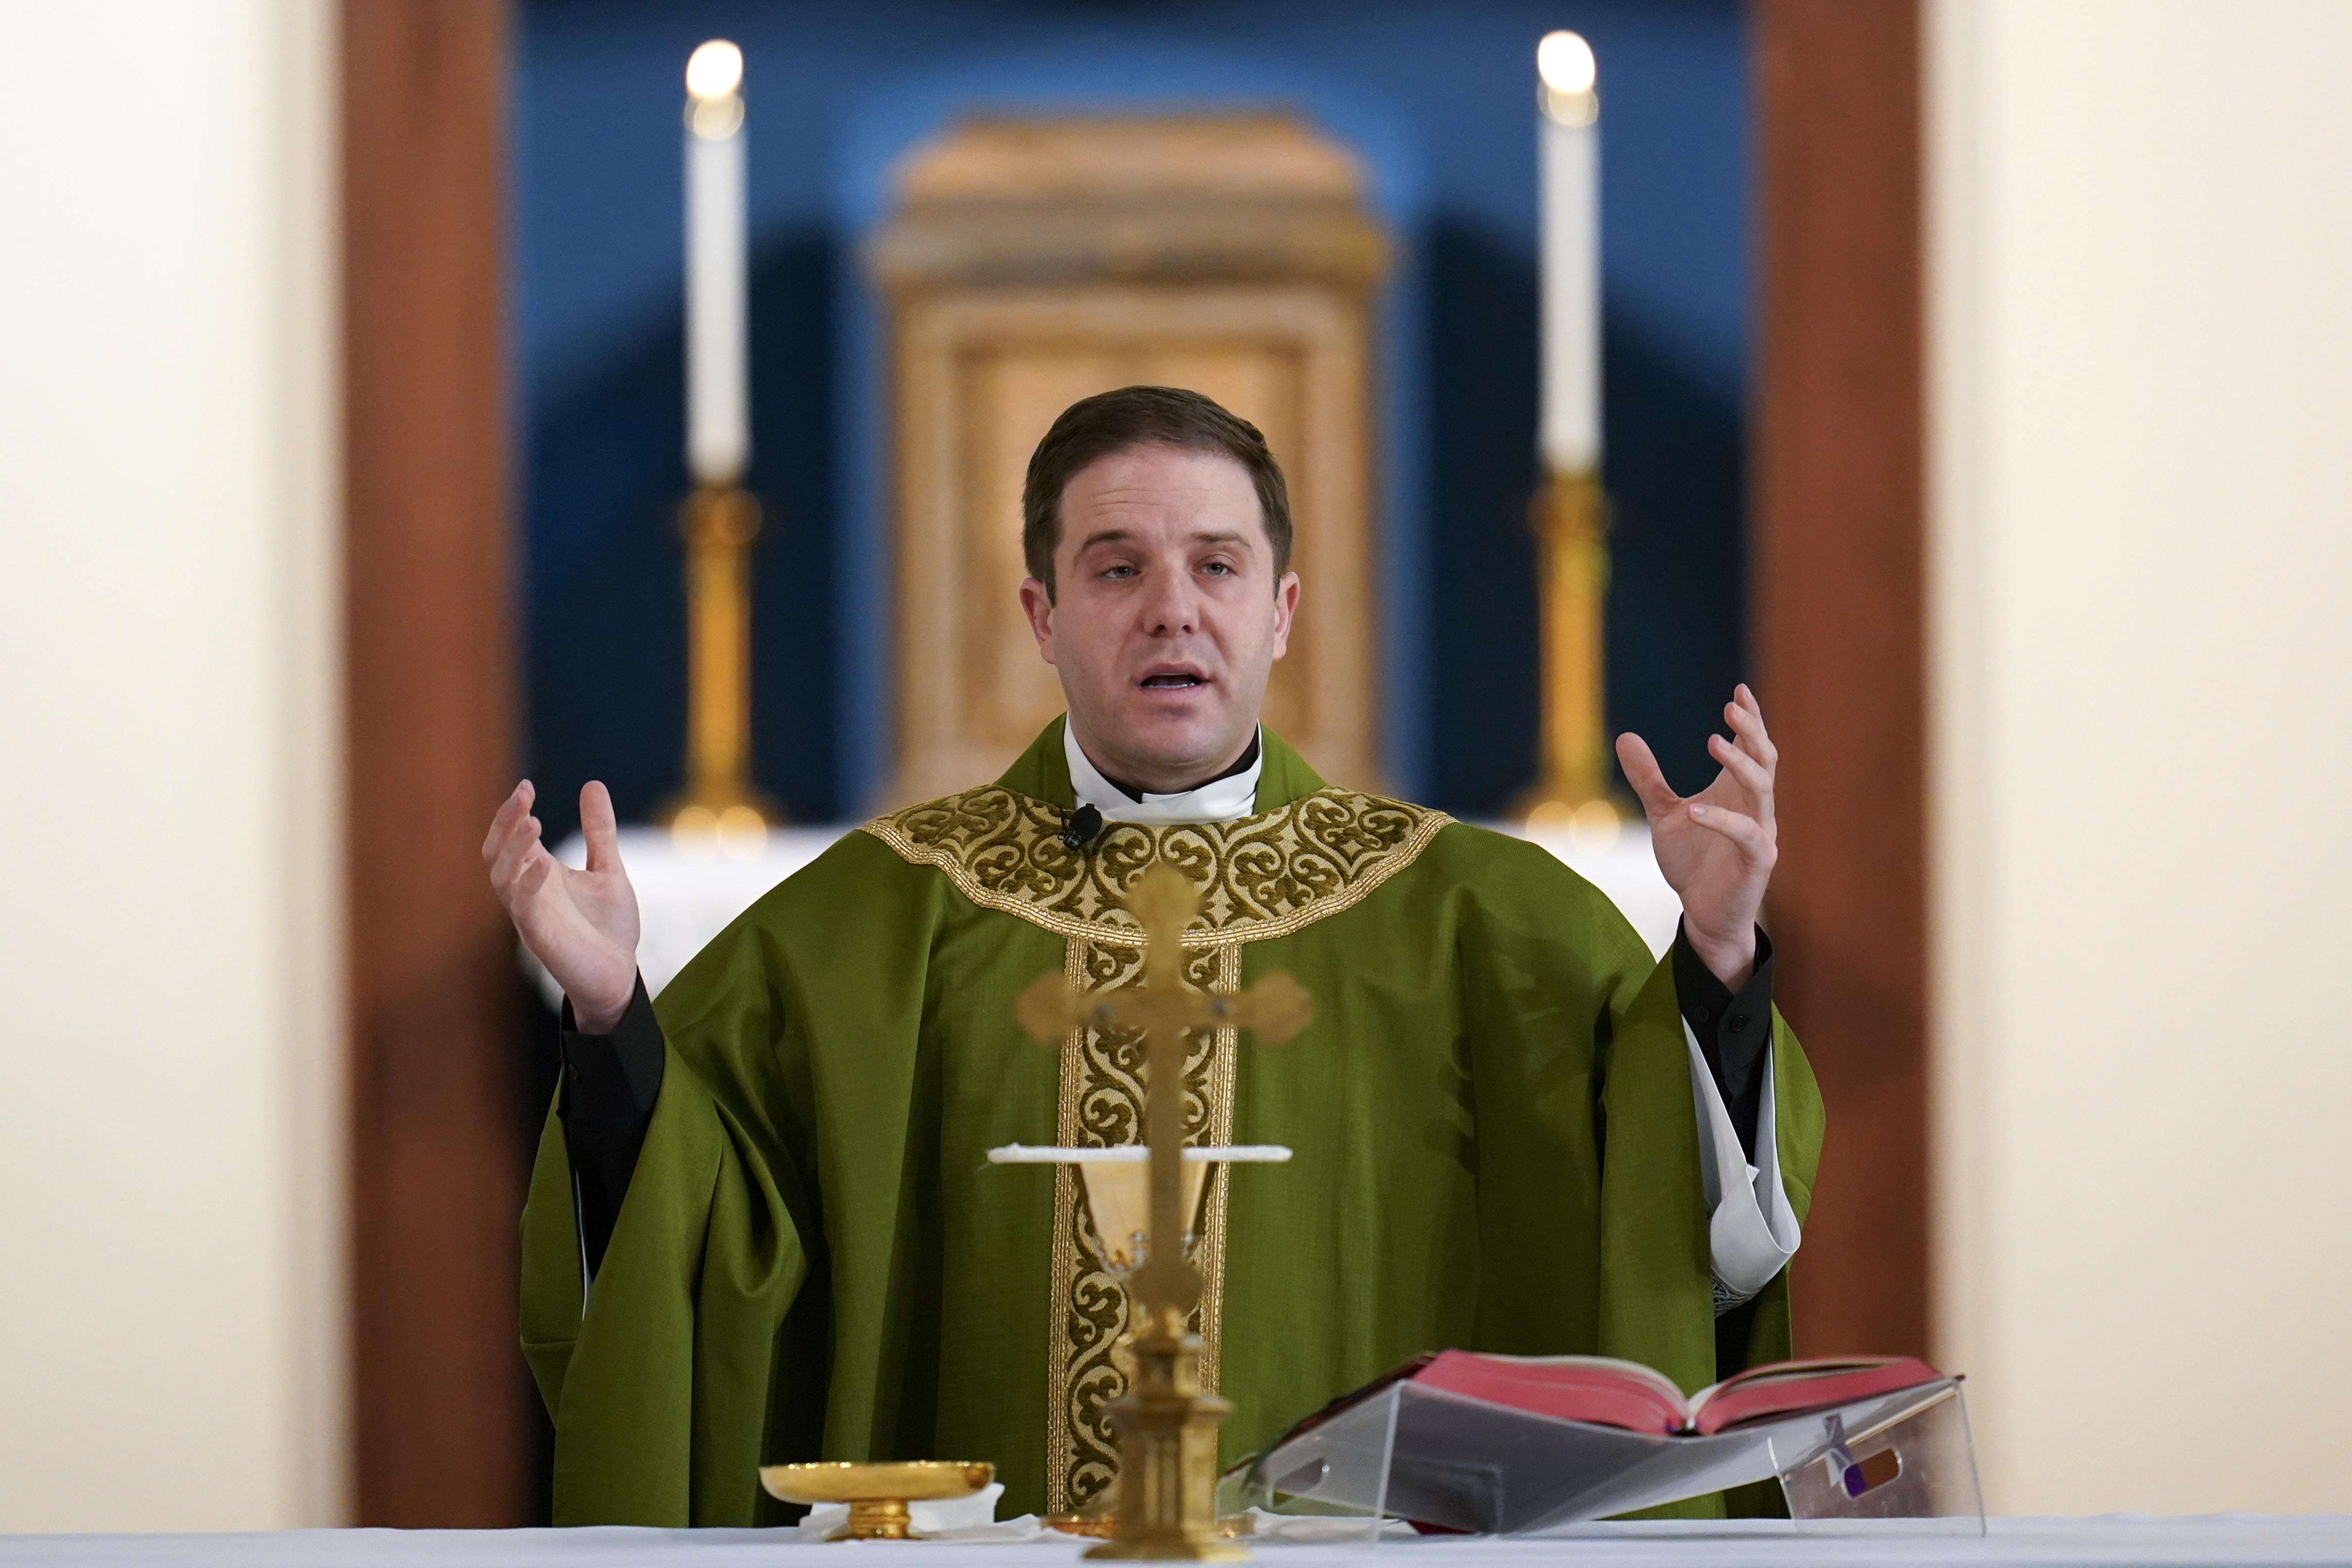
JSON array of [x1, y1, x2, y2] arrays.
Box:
[[1686, 1022, 1801, 1311]]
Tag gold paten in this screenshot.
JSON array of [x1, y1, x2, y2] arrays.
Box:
[[1014, 863, 1313, 1562], [661, 483, 779, 836], [759, 1460, 994, 1540]]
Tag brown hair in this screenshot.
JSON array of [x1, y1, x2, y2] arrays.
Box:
[[1021, 385, 1293, 597]]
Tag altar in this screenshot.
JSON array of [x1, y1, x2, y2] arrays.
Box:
[[9, 1518, 2352, 1567]]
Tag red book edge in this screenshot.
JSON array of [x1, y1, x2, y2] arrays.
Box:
[[1411, 1350, 1689, 1435], [1691, 1356, 1945, 1435], [1260, 1350, 1949, 1461]]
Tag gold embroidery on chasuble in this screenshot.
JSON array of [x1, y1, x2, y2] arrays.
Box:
[[860, 784, 1452, 1515]]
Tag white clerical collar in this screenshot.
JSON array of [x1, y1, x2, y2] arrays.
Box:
[[1064, 722, 1263, 825]]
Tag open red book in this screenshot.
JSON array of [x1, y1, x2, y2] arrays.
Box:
[[1255, 1348, 1961, 1531], [1405, 1349, 1944, 1436]]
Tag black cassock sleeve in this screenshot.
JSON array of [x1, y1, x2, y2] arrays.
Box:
[[1668, 921, 1782, 1379], [1671, 919, 1776, 1164], [557, 974, 666, 1279]]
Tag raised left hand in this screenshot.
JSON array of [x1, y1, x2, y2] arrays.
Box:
[[1616, 684, 1778, 989]]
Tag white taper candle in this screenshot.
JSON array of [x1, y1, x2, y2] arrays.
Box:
[[685, 40, 749, 486], [1538, 31, 1601, 474]]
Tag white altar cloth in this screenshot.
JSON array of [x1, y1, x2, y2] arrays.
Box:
[[10, 1517, 2352, 1567], [528, 821, 1680, 1010], [527, 826, 849, 1008]]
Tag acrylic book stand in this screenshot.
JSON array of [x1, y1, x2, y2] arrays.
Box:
[[1231, 1375, 1983, 1540]]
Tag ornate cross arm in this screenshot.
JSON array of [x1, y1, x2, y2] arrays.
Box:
[[1013, 965, 1311, 1046], [1013, 865, 1314, 1047]]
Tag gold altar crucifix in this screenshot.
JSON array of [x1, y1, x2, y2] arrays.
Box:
[[1014, 862, 1312, 1561]]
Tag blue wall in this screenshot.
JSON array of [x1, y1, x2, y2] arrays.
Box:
[[516, 0, 1749, 832]]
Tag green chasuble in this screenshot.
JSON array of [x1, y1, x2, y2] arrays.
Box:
[[520, 719, 1824, 1526]]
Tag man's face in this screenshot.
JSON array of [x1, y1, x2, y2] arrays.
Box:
[[1018, 443, 1299, 794]]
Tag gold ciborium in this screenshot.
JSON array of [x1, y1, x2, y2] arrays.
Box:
[[759, 1460, 995, 1540]]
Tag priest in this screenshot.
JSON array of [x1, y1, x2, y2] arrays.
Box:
[[485, 385, 1820, 1527]]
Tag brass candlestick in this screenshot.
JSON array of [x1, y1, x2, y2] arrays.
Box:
[[984, 1144, 1292, 1542], [1515, 466, 1623, 838], [1013, 864, 1313, 1561], [660, 482, 779, 842]]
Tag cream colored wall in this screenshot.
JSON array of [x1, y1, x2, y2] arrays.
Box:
[[1930, 0, 2352, 1515], [0, 1, 343, 1531]]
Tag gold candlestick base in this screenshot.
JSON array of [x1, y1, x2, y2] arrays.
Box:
[[1053, 1509, 1253, 1543], [1083, 1327, 1248, 1562]]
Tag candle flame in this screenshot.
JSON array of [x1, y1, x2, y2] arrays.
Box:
[[1537, 31, 1596, 96], [686, 39, 744, 101]]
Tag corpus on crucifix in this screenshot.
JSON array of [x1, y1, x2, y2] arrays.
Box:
[[1010, 862, 1311, 1559], [487, 386, 1815, 1528]]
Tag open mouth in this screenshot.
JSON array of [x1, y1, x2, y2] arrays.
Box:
[[1139, 673, 1204, 689]]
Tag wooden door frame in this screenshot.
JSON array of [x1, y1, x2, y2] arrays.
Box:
[[342, 0, 524, 1525], [1752, 0, 1930, 1359]]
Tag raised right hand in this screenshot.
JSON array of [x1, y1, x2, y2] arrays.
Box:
[[482, 779, 640, 1033]]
